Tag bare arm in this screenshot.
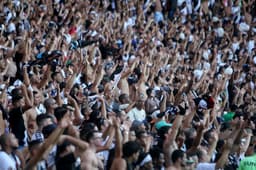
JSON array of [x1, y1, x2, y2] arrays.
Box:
[[61, 135, 89, 150], [37, 66, 51, 90], [25, 118, 69, 170], [163, 114, 183, 167], [113, 118, 122, 158], [216, 121, 242, 169]]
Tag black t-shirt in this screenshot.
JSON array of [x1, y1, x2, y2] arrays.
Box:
[[55, 141, 78, 170], [9, 107, 26, 146]]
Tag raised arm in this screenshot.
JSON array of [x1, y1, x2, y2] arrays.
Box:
[[25, 117, 69, 170], [110, 117, 126, 170], [163, 112, 184, 167], [37, 65, 51, 90]]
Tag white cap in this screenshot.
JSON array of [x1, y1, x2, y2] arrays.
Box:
[[7, 23, 16, 33], [203, 51, 209, 60], [151, 110, 161, 119], [203, 62, 211, 70], [224, 66, 233, 75], [212, 16, 219, 22], [7, 86, 15, 94], [13, 79, 23, 87], [217, 27, 224, 37], [193, 69, 203, 80], [63, 34, 71, 44], [179, 32, 185, 40], [199, 99, 207, 109], [239, 23, 250, 32]]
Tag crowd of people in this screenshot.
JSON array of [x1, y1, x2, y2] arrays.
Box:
[[0, 0, 256, 169]]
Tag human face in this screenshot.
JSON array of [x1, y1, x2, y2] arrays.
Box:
[[64, 109, 74, 121], [18, 97, 25, 107], [49, 99, 58, 109], [181, 154, 187, 167], [133, 151, 140, 162], [129, 131, 136, 141], [92, 132, 103, 146], [56, 72, 63, 83], [34, 93, 41, 106], [143, 161, 154, 170], [139, 132, 149, 147], [136, 100, 144, 110]]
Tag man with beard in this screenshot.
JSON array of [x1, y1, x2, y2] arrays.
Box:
[[166, 149, 187, 170], [0, 133, 23, 170]]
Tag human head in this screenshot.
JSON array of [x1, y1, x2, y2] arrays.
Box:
[[150, 147, 165, 168], [42, 123, 57, 138], [171, 149, 186, 166], [0, 133, 19, 150], [119, 93, 130, 104], [136, 98, 145, 110], [51, 71, 63, 83], [36, 114, 54, 131], [137, 152, 153, 170], [44, 98, 57, 111], [54, 105, 74, 123], [146, 88, 154, 98], [84, 130, 102, 147], [123, 141, 141, 162], [136, 130, 149, 148], [28, 132, 44, 157], [129, 130, 137, 141], [11, 88, 24, 107], [33, 91, 42, 106]]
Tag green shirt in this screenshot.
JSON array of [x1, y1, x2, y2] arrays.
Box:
[[238, 154, 256, 170]]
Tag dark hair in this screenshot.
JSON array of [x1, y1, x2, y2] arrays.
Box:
[[54, 106, 68, 121], [137, 152, 150, 167], [150, 146, 163, 161], [0, 133, 8, 148], [84, 130, 98, 142], [119, 93, 128, 103], [146, 88, 153, 97], [171, 149, 184, 163], [36, 114, 52, 127], [135, 130, 147, 139], [123, 141, 141, 158], [51, 71, 60, 80], [79, 122, 96, 141]]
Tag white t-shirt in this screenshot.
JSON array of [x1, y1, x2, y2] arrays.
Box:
[[127, 108, 146, 122], [196, 162, 216, 170], [0, 151, 17, 170]]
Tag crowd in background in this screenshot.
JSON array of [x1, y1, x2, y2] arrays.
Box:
[[0, 0, 256, 170]]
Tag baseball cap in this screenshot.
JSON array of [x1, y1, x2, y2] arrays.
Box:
[[222, 112, 235, 122], [199, 99, 208, 109], [155, 120, 172, 130], [42, 123, 57, 138]]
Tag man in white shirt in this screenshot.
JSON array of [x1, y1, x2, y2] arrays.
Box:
[[0, 133, 21, 170], [127, 99, 146, 122]]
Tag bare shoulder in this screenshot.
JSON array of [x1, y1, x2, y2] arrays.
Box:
[[24, 108, 37, 118], [165, 166, 177, 170], [110, 158, 126, 170]]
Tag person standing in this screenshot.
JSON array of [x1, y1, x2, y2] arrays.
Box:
[[9, 85, 33, 148], [0, 133, 23, 170]]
